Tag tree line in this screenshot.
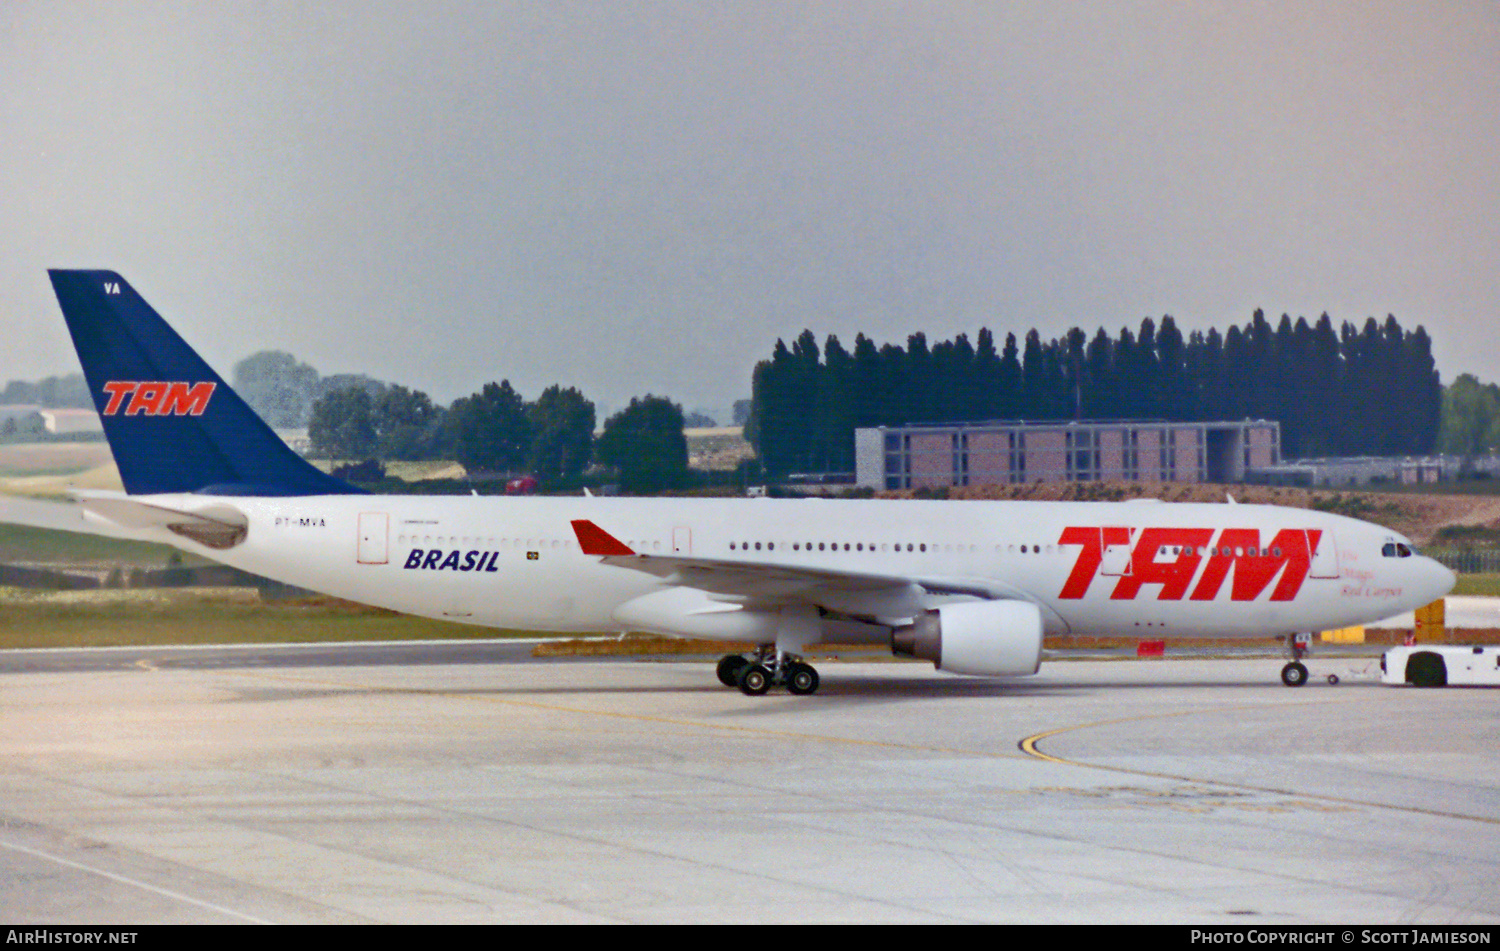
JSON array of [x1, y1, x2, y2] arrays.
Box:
[[226, 351, 696, 492], [306, 380, 598, 481], [748, 311, 1443, 476], [1, 374, 91, 408], [265, 361, 686, 494], [0, 313, 1459, 490], [1439, 374, 1500, 464]]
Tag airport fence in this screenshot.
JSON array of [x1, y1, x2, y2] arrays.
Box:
[[1426, 549, 1500, 574]]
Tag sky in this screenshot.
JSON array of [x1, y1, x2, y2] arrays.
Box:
[[2, 1, 1498, 422]]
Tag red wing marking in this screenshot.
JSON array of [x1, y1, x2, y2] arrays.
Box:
[[571, 519, 636, 557]]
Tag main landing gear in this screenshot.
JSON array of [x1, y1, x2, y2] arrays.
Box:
[[716, 646, 821, 697]]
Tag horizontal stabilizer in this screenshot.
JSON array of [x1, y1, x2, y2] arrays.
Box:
[[76, 493, 249, 549], [0, 494, 139, 540]]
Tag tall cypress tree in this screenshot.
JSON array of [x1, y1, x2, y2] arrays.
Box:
[[998, 333, 1022, 419], [746, 310, 1441, 473], [1156, 317, 1186, 421], [1083, 327, 1115, 419]]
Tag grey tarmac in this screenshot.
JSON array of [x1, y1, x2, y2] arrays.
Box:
[[0, 650, 1495, 924]]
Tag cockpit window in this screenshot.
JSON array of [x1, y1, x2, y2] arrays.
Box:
[[1382, 542, 1414, 558]]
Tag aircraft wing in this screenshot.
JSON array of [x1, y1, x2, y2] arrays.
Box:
[[570, 518, 1011, 621]]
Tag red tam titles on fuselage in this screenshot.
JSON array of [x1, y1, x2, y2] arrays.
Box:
[[100, 381, 216, 417], [1058, 525, 1323, 602]]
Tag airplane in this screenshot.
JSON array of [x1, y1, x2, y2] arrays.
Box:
[[0, 269, 1456, 695]]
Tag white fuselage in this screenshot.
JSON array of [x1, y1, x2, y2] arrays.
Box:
[[142, 494, 1454, 643]]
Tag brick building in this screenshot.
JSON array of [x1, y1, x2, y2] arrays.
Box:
[[855, 419, 1280, 490]]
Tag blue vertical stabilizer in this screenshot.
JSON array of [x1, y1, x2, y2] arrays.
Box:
[[48, 269, 362, 496]]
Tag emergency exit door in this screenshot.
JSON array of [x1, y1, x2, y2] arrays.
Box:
[[358, 512, 389, 564]]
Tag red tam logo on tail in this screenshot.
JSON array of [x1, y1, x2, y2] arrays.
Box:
[[101, 381, 216, 416]]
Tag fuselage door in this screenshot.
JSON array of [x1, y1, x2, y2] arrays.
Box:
[[1100, 528, 1134, 576], [358, 512, 389, 565], [1308, 528, 1339, 579], [673, 526, 692, 555]]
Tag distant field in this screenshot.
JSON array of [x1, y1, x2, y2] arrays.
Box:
[[0, 587, 540, 650], [685, 426, 753, 471], [1452, 573, 1500, 597], [382, 459, 467, 481], [0, 442, 122, 495], [0, 441, 112, 475], [0, 522, 193, 567]]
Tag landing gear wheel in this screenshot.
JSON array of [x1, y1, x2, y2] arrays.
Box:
[[786, 662, 820, 696], [1281, 662, 1308, 687], [716, 654, 748, 687], [1326, 674, 1340, 686], [737, 663, 772, 696]]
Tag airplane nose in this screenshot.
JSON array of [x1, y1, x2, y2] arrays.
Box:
[[1418, 557, 1457, 603]]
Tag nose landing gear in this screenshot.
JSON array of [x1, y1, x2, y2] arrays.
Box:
[[1279, 632, 1338, 686], [716, 645, 821, 696], [1280, 632, 1311, 687], [1281, 660, 1309, 687]]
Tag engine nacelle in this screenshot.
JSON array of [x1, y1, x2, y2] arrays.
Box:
[[891, 600, 1043, 677]]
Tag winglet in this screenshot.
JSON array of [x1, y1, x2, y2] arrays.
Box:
[[571, 519, 636, 556]]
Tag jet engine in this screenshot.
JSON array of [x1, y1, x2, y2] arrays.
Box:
[[891, 600, 1043, 676]]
